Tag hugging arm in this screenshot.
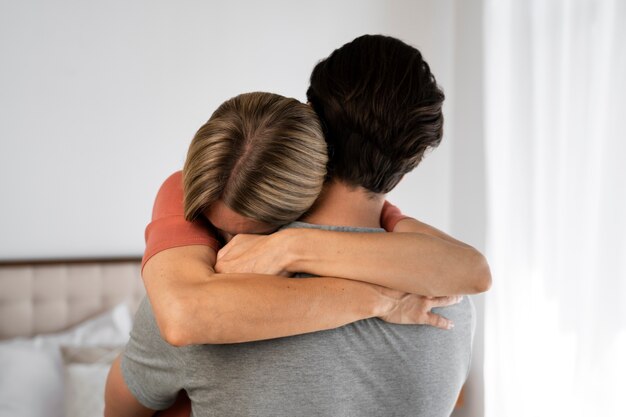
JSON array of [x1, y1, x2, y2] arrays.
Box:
[[217, 215, 492, 297], [142, 245, 446, 346]]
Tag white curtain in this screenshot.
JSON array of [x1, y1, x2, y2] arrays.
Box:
[[483, 0, 626, 416]]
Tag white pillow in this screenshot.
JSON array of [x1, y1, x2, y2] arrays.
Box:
[[64, 363, 112, 417], [0, 344, 64, 417], [60, 346, 124, 417], [0, 303, 133, 417], [31, 302, 133, 348]]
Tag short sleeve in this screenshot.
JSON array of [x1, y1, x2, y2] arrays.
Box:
[[142, 171, 220, 270], [121, 297, 188, 410], [380, 200, 410, 231]]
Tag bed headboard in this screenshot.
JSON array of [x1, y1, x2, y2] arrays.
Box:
[[0, 258, 144, 340]]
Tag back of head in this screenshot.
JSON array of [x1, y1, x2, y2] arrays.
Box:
[[307, 34, 445, 194], [183, 92, 327, 225]]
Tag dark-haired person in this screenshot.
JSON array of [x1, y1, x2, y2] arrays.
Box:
[[216, 34, 484, 416], [106, 35, 490, 417]]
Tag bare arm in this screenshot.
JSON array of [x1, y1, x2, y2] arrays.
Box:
[[104, 355, 156, 417], [141, 174, 459, 347], [142, 245, 417, 346], [216, 218, 491, 296]]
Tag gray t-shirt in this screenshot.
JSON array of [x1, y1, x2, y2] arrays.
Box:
[[122, 222, 475, 417]]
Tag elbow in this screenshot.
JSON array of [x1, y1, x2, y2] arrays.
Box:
[[469, 250, 492, 294], [150, 294, 198, 346], [160, 320, 192, 348], [153, 292, 228, 346], [156, 299, 194, 347]]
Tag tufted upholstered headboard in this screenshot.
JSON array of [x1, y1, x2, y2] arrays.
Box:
[[0, 258, 145, 340]]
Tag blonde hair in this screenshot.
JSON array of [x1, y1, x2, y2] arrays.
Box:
[[183, 92, 327, 225]]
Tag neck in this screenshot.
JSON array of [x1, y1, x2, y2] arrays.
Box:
[[301, 180, 385, 228]]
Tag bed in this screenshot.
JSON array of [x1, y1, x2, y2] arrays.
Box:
[[0, 258, 144, 417]]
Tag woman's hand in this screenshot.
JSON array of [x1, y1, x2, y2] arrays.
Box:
[[377, 289, 463, 330], [216, 231, 293, 276]]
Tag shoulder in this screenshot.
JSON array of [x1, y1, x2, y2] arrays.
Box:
[[152, 171, 185, 219]]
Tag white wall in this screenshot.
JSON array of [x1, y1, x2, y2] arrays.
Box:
[[1, 0, 489, 414], [0, 0, 455, 260], [449, 1, 487, 416]]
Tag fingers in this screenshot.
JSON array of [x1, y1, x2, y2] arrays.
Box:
[[216, 245, 229, 261], [426, 312, 455, 330], [217, 235, 242, 260], [424, 296, 464, 330], [428, 295, 463, 308], [216, 234, 255, 261]]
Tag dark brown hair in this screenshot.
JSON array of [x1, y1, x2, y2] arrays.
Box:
[[307, 34, 445, 193], [183, 92, 327, 224]]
